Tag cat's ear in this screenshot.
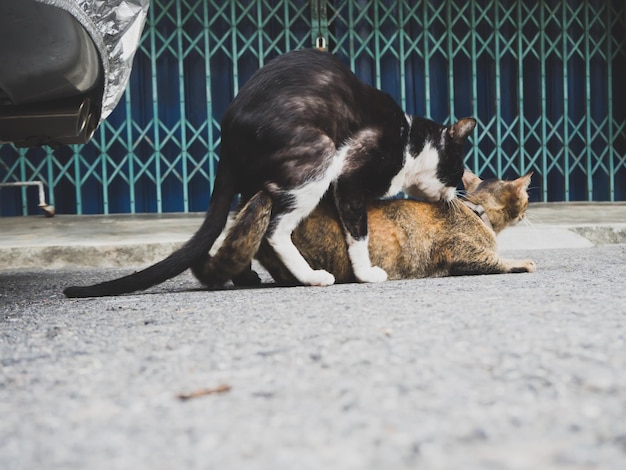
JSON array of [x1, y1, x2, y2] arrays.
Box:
[[511, 171, 533, 196], [462, 169, 482, 192], [448, 118, 476, 143]]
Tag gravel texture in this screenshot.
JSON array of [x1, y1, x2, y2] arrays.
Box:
[[1, 246, 626, 469]]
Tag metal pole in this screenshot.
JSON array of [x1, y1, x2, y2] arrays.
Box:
[[0, 181, 54, 217]]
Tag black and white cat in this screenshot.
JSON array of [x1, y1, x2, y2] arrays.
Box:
[[64, 49, 476, 297]]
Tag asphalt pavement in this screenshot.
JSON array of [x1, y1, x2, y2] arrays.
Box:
[[1, 203, 626, 469]]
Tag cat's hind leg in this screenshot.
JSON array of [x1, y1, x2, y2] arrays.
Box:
[[192, 191, 273, 287], [265, 142, 352, 286], [267, 183, 336, 286]]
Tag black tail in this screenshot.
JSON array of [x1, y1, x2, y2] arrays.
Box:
[[63, 165, 237, 298]]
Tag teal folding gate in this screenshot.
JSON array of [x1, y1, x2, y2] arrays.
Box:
[[1, 0, 624, 216]]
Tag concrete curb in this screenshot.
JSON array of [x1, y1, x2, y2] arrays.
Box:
[[1, 203, 625, 269], [0, 242, 184, 270], [497, 224, 626, 252], [569, 224, 626, 246]]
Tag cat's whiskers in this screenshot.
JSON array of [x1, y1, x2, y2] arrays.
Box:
[[455, 190, 472, 204], [455, 191, 468, 207], [455, 197, 464, 217], [447, 196, 463, 219], [446, 198, 454, 217], [455, 191, 477, 218], [524, 185, 543, 227], [522, 214, 540, 232]]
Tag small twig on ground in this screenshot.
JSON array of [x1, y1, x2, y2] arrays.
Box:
[[176, 384, 231, 401]]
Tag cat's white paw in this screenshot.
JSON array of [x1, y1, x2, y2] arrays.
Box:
[[355, 266, 388, 283], [303, 269, 336, 286]]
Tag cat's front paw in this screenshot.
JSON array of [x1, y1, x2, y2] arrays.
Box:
[[355, 266, 388, 283], [522, 259, 536, 272], [304, 269, 336, 286], [509, 259, 536, 273]]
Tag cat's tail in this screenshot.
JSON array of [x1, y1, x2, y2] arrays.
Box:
[[63, 165, 238, 298]]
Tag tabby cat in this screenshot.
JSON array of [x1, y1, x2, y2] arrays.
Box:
[[64, 49, 475, 298], [194, 170, 536, 287]]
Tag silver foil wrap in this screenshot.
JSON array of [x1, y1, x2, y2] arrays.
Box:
[[35, 0, 149, 120]]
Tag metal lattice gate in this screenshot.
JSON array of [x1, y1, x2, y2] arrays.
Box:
[[1, 0, 625, 216]]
